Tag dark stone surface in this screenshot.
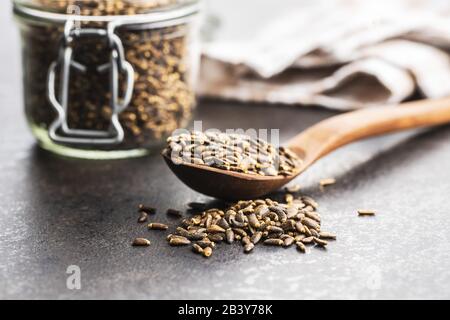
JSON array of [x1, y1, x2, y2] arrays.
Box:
[[1, 2, 450, 299]]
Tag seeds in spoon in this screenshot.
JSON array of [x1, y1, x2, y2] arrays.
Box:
[[301, 236, 315, 244]]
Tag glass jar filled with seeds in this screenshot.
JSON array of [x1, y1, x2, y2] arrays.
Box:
[[13, 0, 201, 159]]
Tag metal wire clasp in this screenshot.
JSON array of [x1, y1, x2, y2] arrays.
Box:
[[47, 19, 135, 145]]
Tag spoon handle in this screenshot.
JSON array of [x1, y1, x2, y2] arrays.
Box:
[[287, 97, 450, 166]]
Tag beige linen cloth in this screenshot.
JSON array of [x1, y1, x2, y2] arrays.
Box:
[[198, 0, 450, 110]]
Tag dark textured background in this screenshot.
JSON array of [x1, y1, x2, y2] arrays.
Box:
[[1, 2, 450, 299]]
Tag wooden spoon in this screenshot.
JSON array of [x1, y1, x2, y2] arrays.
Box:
[[163, 97, 450, 200]]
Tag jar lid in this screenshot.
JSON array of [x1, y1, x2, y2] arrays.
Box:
[[14, 0, 200, 25]]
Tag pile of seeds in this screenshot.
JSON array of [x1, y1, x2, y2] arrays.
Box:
[[164, 131, 302, 176], [21, 0, 196, 150], [166, 194, 335, 257]]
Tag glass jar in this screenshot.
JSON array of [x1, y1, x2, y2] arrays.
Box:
[[13, 0, 201, 159]]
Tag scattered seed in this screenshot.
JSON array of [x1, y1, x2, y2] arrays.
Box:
[[164, 131, 302, 177], [27, 2, 196, 151], [197, 238, 216, 249], [166, 194, 335, 257], [255, 205, 269, 216], [187, 226, 206, 233], [266, 225, 284, 234], [286, 206, 298, 219], [285, 194, 294, 203], [208, 234, 224, 242], [267, 232, 283, 239], [310, 229, 320, 238], [242, 236, 251, 246], [319, 232, 336, 240], [169, 237, 191, 246], [175, 227, 191, 238], [320, 178, 336, 187], [230, 216, 246, 228], [192, 244, 204, 254], [138, 211, 148, 223], [296, 241, 306, 253], [207, 225, 226, 233], [187, 232, 208, 241], [303, 226, 313, 237], [191, 216, 201, 225], [305, 211, 321, 223], [302, 217, 320, 231], [283, 236, 295, 247], [241, 206, 254, 214], [302, 196, 319, 209], [244, 242, 255, 253], [238, 213, 249, 222], [286, 184, 301, 193], [269, 206, 287, 222], [281, 219, 296, 232], [301, 236, 315, 244], [295, 221, 305, 233], [250, 231, 263, 244], [232, 228, 248, 238], [138, 204, 156, 215], [202, 247, 213, 258], [132, 238, 151, 247], [225, 228, 234, 244]]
